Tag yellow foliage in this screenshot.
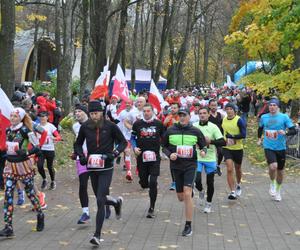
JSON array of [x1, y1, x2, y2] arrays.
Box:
[[27, 14, 47, 22]]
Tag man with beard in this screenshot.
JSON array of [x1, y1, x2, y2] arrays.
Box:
[[74, 100, 127, 246]]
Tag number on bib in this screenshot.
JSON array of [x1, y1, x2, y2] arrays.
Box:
[[142, 151, 157, 162], [176, 146, 193, 158], [87, 154, 105, 169]]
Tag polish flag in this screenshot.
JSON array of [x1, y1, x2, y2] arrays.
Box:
[[0, 87, 14, 150], [148, 79, 163, 113], [112, 65, 130, 114], [90, 60, 110, 100]]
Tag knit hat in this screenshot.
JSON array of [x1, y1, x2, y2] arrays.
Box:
[[88, 101, 103, 113], [225, 102, 238, 112], [75, 103, 88, 115], [178, 107, 190, 116], [269, 98, 280, 107], [12, 107, 26, 120]]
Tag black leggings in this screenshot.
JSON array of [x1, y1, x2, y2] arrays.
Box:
[[37, 150, 55, 181], [217, 146, 223, 166], [90, 169, 118, 238], [195, 172, 215, 203], [139, 174, 158, 209], [79, 172, 89, 208]]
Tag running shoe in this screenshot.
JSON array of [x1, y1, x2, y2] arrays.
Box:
[[16, 189, 25, 205], [115, 197, 123, 220], [49, 181, 56, 190], [105, 205, 111, 219], [126, 170, 133, 181], [90, 236, 101, 246], [274, 191, 282, 202], [269, 183, 276, 197], [204, 202, 212, 213], [146, 208, 155, 218], [215, 166, 222, 176], [199, 190, 205, 206], [0, 225, 15, 238], [169, 182, 176, 191], [41, 179, 48, 190], [182, 224, 192, 237], [228, 191, 237, 200], [236, 185, 242, 197], [38, 192, 47, 210], [77, 213, 90, 224], [36, 212, 45, 232]]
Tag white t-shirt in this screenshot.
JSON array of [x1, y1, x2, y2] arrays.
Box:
[[186, 95, 195, 104], [127, 107, 143, 124], [72, 122, 87, 154], [180, 96, 188, 107], [40, 123, 57, 151], [190, 111, 200, 124], [117, 109, 132, 140], [106, 103, 118, 120]]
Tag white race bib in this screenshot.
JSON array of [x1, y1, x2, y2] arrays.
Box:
[[142, 151, 157, 162], [6, 142, 19, 156], [176, 146, 193, 158], [265, 130, 278, 140], [87, 154, 105, 169]]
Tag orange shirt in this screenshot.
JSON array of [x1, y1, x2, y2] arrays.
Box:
[[164, 114, 179, 128]]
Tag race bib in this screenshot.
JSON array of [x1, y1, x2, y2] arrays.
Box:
[[87, 154, 105, 169], [6, 141, 19, 155], [142, 151, 157, 162], [265, 130, 278, 140], [176, 145, 193, 158]]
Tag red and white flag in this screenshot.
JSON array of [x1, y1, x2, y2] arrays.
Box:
[[148, 79, 163, 113], [90, 59, 110, 100], [112, 64, 130, 115], [0, 87, 14, 150]]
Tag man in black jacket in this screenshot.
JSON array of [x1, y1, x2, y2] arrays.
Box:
[[74, 100, 127, 246]]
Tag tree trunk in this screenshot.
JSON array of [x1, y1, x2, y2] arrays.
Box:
[[90, 0, 110, 81], [110, 0, 130, 76], [194, 27, 201, 85], [166, 31, 175, 89], [33, 18, 39, 82], [56, 0, 78, 114], [80, 0, 90, 98], [150, 0, 159, 79], [131, 1, 141, 90], [0, 0, 15, 98]]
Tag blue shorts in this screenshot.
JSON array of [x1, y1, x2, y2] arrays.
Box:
[[197, 161, 217, 174]]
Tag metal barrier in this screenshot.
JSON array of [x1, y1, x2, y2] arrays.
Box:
[[286, 128, 300, 159]]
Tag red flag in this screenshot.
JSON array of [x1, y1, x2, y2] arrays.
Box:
[[90, 62, 110, 100], [148, 79, 163, 113], [112, 65, 130, 114], [0, 88, 14, 150]]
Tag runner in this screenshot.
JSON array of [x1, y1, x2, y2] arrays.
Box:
[[257, 98, 296, 201], [37, 111, 61, 190], [163, 102, 180, 190], [208, 99, 225, 176], [72, 104, 91, 224], [0, 107, 44, 238], [222, 103, 246, 200], [117, 100, 134, 181], [131, 103, 164, 218], [193, 107, 225, 213], [162, 107, 207, 236], [74, 100, 127, 246]]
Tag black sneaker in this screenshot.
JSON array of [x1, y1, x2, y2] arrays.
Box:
[[146, 208, 155, 218], [49, 181, 56, 190], [122, 165, 127, 171], [182, 224, 192, 237], [216, 166, 222, 176], [41, 179, 47, 190], [36, 213, 45, 232], [116, 156, 121, 165], [0, 225, 15, 238], [115, 197, 123, 220], [90, 236, 101, 246], [105, 205, 111, 219]]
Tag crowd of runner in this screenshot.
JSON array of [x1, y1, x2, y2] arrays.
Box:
[[0, 84, 297, 246]]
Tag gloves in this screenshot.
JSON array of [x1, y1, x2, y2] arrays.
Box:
[[112, 150, 120, 158], [16, 149, 27, 157], [79, 155, 87, 166]]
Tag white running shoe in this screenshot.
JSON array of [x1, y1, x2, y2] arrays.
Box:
[[204, 202, 212, 213], [274, 191, 282, 202], [236, 185, 242, 197], [269, 184, 276, 197], [199, 190, 205, 207], [228, 191, 237, 200]]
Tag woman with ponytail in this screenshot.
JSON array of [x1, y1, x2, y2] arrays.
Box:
[[0, 107, 45, 238]]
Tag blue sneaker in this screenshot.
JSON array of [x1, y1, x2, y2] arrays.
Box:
[[169, 182, 176, 191], [77, 213, 90, 224], [105, 205, 111, 219], [16, 189, 25, 206]]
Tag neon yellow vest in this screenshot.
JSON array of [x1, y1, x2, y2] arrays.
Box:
[[222, 115, 243, 150]]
